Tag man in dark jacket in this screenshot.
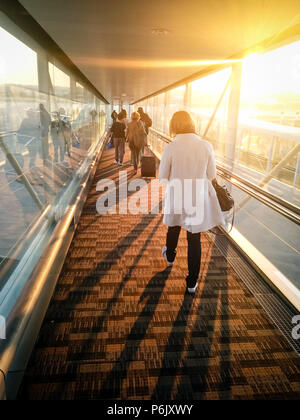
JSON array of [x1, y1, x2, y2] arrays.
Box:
[[111, 110, 118, 123], [110, 112, 126, 165], [137, 107, 152, 135], [17, 108, 41, 168], [39, 104, 51, 161]]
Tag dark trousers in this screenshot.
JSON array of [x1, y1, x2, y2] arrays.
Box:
[[132, 147, 142, 171], [166, 226, 201, 288], [53, 141, 65, 163], [114, 138, 125, 163], [27, 145, 40, 168], [41, 136, 49, 162]]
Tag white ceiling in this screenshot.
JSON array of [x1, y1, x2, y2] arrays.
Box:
[[19, 0, 300, 104]]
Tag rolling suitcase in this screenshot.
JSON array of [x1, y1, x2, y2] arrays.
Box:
[[141, 155, 156, 178]]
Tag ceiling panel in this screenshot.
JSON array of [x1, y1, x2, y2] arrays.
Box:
[[19, 0, 300, 103]]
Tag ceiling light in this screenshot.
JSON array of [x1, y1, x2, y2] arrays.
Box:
[[151, 28, 170, 36], [121, 93, 127, 97]]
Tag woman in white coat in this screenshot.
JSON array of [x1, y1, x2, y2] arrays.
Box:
[[159, 111, 224, 293]]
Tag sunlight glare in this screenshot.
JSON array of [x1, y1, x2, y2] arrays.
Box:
[[0, 26, 38, 86], [242, 41, 300, 98], [240, 40, 300, 119], [0, 57, 6, 81], [74, 56, 243, 69], [243, 52, 262, 67]]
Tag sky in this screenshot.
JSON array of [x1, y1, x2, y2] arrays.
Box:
[[0, 27, 38, 87], [241, 40, 300, 98]]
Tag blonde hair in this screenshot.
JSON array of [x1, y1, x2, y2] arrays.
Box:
[[169, 111, 195, 138], [131, 111, 140, 121]]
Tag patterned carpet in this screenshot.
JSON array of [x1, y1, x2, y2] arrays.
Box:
[[18, 148, 300, 400]]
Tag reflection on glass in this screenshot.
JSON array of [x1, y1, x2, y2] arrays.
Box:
[[76, 82, 84, 103], [49, 62, 71, 98], [0, 23, 107, 288], [0, 27, 38, 87]]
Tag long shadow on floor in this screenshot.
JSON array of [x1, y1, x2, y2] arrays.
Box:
[[151, 237, 232, 400], [68, 212, 164, 345], [76, 165, 153, 232], [151, 291, 196, 399], [20, 150, 166, 398], [175, 237, 233, 400], [92, 267, 172, 400]]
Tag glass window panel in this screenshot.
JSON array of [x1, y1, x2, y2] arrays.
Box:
[[164, 85, 186, 133], [240, 40, 300, 124], [190, 68, 231, 137], [49, 62, 70, 98], [220, 176, 300, 291], [146, 97, 154, 116], [0, 22, 107, 291], [234, 40, 300, 205], [0, 27, 39, 134], [76, 82, 84, 103], [137, 43, 300, 306], [152, 93, 165, 133], [99, 103, 107, 135], [0, 26, 38, 88]]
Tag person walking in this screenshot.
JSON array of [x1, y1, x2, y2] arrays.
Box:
[[119, 109, 133, 162], [119, 109, 130, 127], [51, 112, 65, 164], [126, 111, 147, 175], [17, 108, 41, 169], [58, 107, 72, 161], [137, 107, 152, 135], [111, 110, 118, 123], [159, 111, 224, 294], [110, 112, 126, 166], [39, 104, 51, 162]]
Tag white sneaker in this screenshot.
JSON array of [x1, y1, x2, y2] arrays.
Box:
[[114, 160, 119, 165], [162, 246, 174, 266], [187, 283, 198, 294]]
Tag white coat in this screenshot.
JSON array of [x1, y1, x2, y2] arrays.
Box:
[[158, 133, 225, 233]]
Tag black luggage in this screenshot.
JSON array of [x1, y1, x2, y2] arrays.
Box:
[[141, 155, 156, 178]]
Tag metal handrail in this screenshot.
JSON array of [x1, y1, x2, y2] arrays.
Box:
[[149, 127, 300, 224], [0, 205, 52, 289], [218, 172, 300, 225], [149, 128, 171, 144], [216, 165, 300, 216]]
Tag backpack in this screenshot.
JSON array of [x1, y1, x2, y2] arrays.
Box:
[[141, 114, 152, 134], [144, 114, 152, 128], [130, 121, 147, 149]]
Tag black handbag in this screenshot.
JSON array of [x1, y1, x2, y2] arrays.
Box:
[[210, 179, 235, 235], [212, 179, 234, 212]]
